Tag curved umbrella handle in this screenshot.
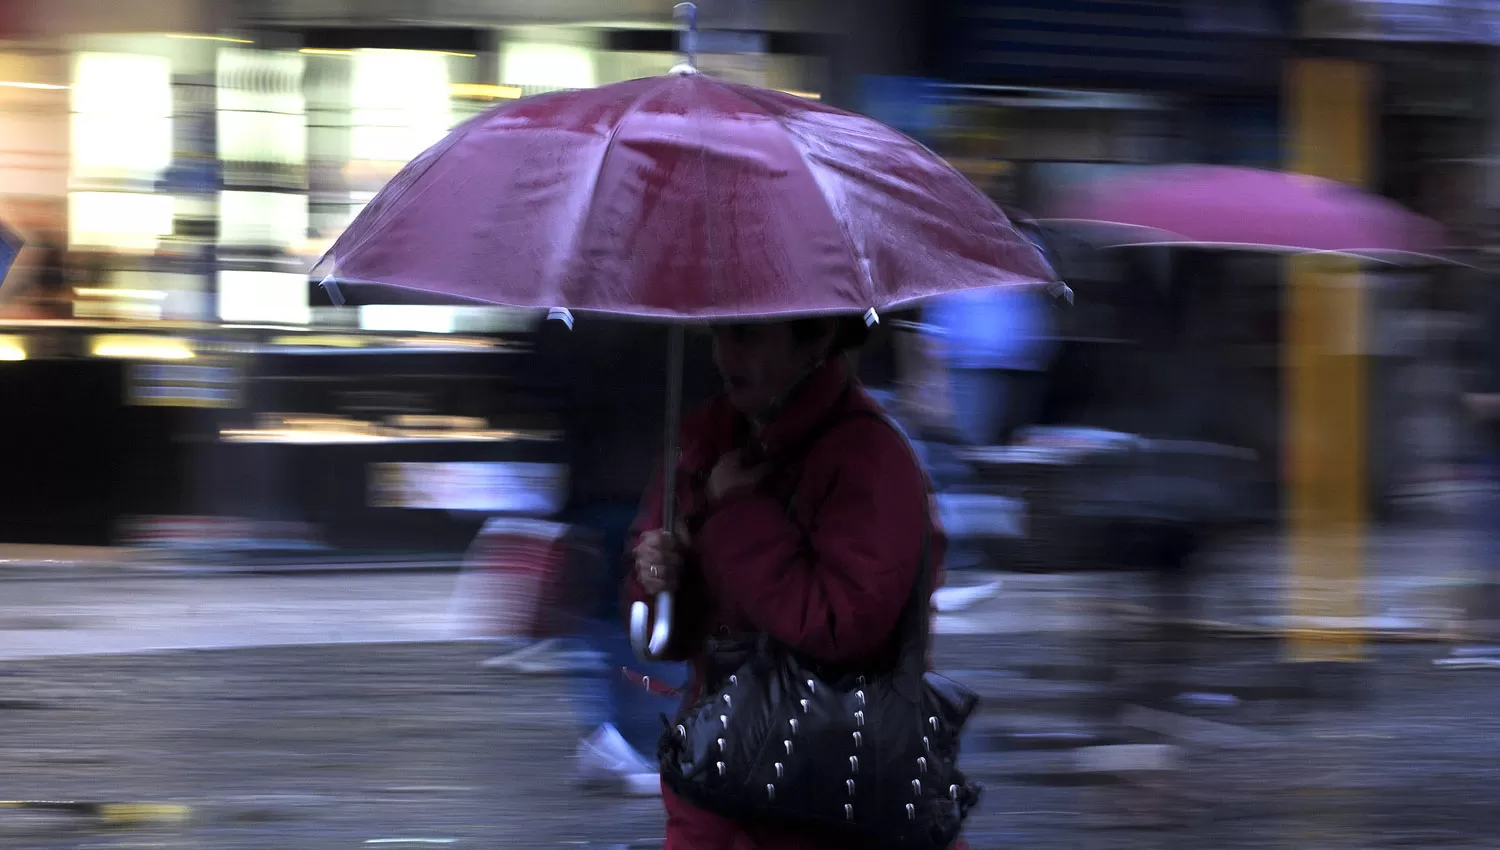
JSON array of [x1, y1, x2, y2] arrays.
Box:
[[629, 593, 674, 660]]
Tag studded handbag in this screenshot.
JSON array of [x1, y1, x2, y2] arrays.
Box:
[[657, 413, 982, 850]]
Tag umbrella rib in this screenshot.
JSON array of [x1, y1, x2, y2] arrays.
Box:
[[558, 83, 662, 309], [717, 84, 874, 306], [321, 111, 487, 276]]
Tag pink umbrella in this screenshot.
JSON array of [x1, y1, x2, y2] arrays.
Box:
[[1043, 165, 1444, 261], [314, 6, 1057, 661]]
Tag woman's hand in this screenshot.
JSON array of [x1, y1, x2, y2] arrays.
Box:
[[633, 529, 683, 595], [706, 449, 766, 505]]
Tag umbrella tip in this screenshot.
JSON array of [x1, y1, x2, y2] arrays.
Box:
[[674, 2, 698, 69], [319, 277, 346, 307], [863, 308, 880, 327], [547, 307, 575, 330]]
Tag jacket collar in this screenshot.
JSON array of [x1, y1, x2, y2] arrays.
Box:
[[679, 356, 854, 475], [745, 356, 851, 462]]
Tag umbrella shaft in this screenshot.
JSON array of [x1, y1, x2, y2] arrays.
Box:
[[662, 324, 686, 531]]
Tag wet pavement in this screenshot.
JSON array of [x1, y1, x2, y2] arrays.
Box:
[[0, 634, 1493, 849]]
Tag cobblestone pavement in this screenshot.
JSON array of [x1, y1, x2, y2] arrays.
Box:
[[0, 636, 1493, 849]]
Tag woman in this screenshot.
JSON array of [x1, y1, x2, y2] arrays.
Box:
[[625, 317, 952, 850]]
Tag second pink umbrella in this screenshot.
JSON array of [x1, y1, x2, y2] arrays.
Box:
[[1044, 164, 1444, 260]]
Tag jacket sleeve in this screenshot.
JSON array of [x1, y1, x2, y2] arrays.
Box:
[[619, 463, 709, 662], [693, 419, 927, 665]]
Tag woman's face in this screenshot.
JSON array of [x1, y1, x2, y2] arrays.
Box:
[[711, 322, 828, 416]]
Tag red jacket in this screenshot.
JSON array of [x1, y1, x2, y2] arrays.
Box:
[[624, 357, 958, 850]]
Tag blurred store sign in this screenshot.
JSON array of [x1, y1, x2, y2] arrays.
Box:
[[127, 360, 242, 408], [24, 0, 208, 36], [1186, 0, 1292, 33], [368, 461, 567, 515], [235, 0, 818, 31], [941, 0, 1260, 89], [222, 413, 553, 445], [1384, 50, 1487, 116], [119, 515, 322, 552], [1306, 0, 1500, 42]]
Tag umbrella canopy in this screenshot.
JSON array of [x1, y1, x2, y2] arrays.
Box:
[[317, 67, 1056, 320], [1043, 165, 1445, 261]]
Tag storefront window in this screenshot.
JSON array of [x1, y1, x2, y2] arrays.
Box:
[[69, 52, 174, 252]]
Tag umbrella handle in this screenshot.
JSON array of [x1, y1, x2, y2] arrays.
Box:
[[629, 594, 674, 659]]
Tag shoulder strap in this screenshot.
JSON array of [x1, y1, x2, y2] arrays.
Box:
[[783, 405, 936, 674]]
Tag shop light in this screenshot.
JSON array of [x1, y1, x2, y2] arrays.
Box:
[[501, 43, 595, 90], [351, 51, 452, 163], [300, 48, 356, 57], [218, 270, 311, 326], [0, 81, 67, 90], [68, 193, 175, 253], [0, 336, 27, 362], [268, 334, 368, 348], [359, 305, 457, 334], [166, 33, 254, 44], [778, 89, 821, 100], [450, 83, 522, 100], [74, 288, 169, 301], [90, 335, 196, 361]]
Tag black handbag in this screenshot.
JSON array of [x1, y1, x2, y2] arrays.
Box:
[[657, 412, 982, 850]]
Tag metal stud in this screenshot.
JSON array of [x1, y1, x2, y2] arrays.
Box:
[[854, 710, 864, 727], [676, 724, 686, 738], [729, 674, 737, 686], [723, 694, 732, 707], [767, 784, 776, 801], [806, 679, 816, 693], [929, 716, 939, 731], [922, 736, 930, 752], [857, 675, 867, 686], [912, 779, 922, 795], [775, 762, 784, 778], [789, 718, 799, 735], [849, 755, 859, 774], [844, 803, 854, 821], [716, 761, 726, 776], [906, 803, 916, 821], [717, 737, 726, 752], [917, 757, 927, 774], [846, 779, 856, 797], [784, 739, 794, 756], [799, 699, 809, 713], [852, 731, 862, 748], [855, 690, 866, 706], [720, 715, 728, 727], [949, 784, 958, 799]]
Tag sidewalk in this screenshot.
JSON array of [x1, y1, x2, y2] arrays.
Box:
[[940, 523, 1481, 640], [0, 522, 1482, 641], [0, 544, 465, 578]]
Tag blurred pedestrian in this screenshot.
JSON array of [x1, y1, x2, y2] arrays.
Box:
[[1441, 266, 1500, 668], [925, 283, 1058, 448], [923, 211, 1060, 449], [481, 319, 716, 795], [30, 232, 70, 319], [627, 317, 961, 850]]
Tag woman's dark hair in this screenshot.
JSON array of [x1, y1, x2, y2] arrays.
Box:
[[788, 316, 870, 355]]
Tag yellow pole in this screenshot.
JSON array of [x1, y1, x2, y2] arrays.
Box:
[[1284, 57, 1374, 663]]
